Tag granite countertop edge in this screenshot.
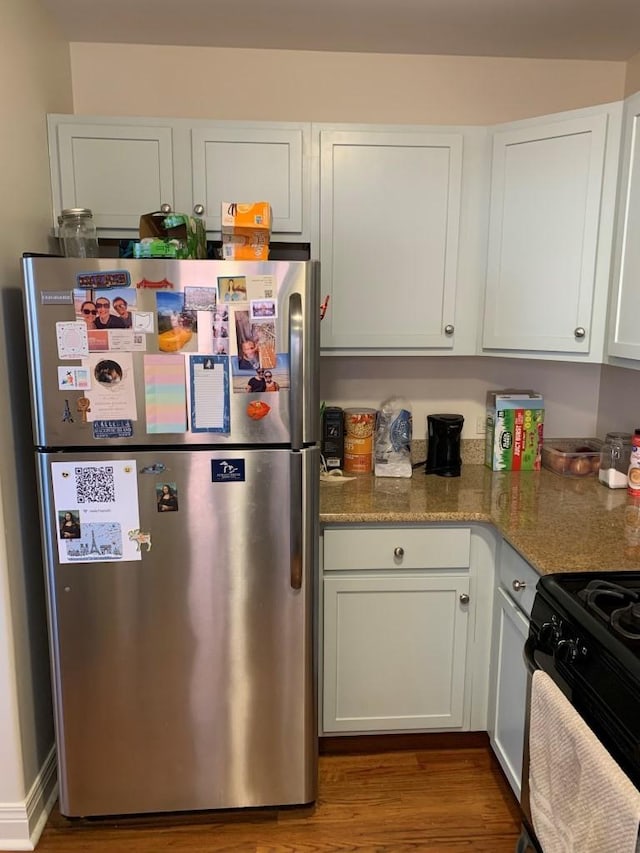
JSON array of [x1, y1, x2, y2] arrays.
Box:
[[319, 462, 640, 576]]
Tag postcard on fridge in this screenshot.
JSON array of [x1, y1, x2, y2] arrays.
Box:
[[52, 459, 142, 563], [81, 353, 137, 422]]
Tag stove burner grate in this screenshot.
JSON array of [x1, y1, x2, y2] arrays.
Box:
[[577, 579, 640, 637], [611, 603, 640, 640]]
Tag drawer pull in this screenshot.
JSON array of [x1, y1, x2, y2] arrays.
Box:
[[393, 547, 404, 558], [512, 579, 527, 592], [460, 593, 470, 605]]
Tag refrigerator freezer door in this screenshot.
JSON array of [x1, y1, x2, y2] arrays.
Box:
[[22, 258, 319, 448], [37, 447, 318, 816]]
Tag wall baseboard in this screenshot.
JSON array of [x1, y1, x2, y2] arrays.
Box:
[[0, 747, 57, 851]]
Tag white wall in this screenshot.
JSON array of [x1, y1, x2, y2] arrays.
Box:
[[321, 356, 602, 440], [68, 43, 626, 125], [0, 0, 72, 842], [596, 364, 640, 437], [625, 50, 640, 96]]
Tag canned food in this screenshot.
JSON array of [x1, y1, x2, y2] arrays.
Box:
[[343, 408, 376, 473]]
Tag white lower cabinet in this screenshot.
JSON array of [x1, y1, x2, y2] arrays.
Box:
[[488, 541, 539, 798], [320, 525, 499, 735], [489, 587, 529, 796], [323, 572, 470, 732]]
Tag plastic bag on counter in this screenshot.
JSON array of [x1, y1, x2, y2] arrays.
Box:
[[374, 397, 413, 478]]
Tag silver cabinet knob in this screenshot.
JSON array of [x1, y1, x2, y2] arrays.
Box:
[[459, 593, 470, 605], [193, 204, 205, 216], [393, 547, 404, 558], [444, 324, 455, 336], [574, 327, 586, 339], [512, 579, 527, 592], [160, 203, 172, 214]]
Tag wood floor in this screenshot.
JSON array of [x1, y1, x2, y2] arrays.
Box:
[[36, 740, 522, 852]]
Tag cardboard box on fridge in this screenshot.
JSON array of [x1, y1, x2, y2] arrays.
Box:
[[137, 210, 206, 259], [221, 232, 270, 260], [484, 390, 544, 471], [221, 202, 272, 237]]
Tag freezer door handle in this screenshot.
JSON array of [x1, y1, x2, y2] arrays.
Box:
[[289, 292, 303, 451], [290, 451, 303, 590]]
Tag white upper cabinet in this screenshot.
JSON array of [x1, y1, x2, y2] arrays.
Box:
[[190, 122, 310, 239], [48, 116, 311, 241], [607, 92, 640, 363], [48, 116, 177, 235], [316, 126, 488, 354], [481, 103, 622, 361]]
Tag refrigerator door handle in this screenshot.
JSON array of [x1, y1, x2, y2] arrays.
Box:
[[290, 451, 303, 590], [289, 292, 303, 451]]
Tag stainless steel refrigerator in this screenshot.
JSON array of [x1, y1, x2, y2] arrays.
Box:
[[21, 257, 319, 818]]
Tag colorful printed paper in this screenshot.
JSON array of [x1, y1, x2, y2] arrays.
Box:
[[143, 355, 187, 434]]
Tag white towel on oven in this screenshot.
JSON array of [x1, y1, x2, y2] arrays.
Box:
[[529, 669, 640, 853]]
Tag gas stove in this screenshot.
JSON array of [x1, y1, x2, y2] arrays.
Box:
[[529, 572, 640, 788], [575, 576, 640, 639], [534, 573, 640, 666]]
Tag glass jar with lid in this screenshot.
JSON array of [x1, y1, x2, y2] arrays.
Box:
[[599, 432, 632, 489], [58, 208, 99, 258]]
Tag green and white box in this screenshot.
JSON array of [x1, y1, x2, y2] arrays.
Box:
[[485, 390, 544, 471]]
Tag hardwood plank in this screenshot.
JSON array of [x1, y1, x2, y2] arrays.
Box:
[[36, 746, 521, 852]]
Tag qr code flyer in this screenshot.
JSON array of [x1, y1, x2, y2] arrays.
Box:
[[51, 460, 141, 563]]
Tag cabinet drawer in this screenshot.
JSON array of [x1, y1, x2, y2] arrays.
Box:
[[323, 527, 471, 571], [499, 541, 540, 617]]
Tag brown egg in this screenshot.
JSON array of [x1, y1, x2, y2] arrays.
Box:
[[569, 456, 592, 476]]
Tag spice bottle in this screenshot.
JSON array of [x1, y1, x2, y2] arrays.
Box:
[[627, 429, 640, 496], [59, 208, 99, 258]]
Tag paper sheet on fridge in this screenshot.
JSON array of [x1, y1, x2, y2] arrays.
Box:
[[81, 353, 137, 422], [52, 459, 142, 563], [143, 354, 187, 434], [189, 355, 230, 433]]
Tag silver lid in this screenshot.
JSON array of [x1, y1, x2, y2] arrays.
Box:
[[60, 208, 93, 218]]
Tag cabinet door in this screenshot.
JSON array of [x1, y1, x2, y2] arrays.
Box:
[[319, 130, 463, 352], [323, 573, 469, 732], [191, 124, 309, 237], [489, 586, 529, 798], [48, 118, 175, 234], [608, 92, 640, 361], [482, 112, 610, 355]]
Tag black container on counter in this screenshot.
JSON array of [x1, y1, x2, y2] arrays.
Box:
[[322, 406, 344, 470], [425, 413, 464, 477]]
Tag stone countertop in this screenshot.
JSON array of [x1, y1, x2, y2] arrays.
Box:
[[320, 465, 640, 575]]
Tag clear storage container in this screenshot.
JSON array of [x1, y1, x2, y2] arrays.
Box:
[[59, 208, 99, 258], [599, 432, 632, 489], [541, 438, 603, 477]]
